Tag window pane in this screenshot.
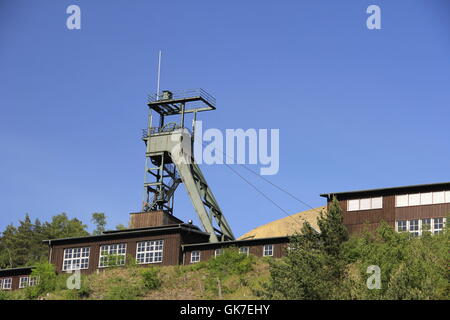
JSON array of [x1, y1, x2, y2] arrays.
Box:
[[433, 191, 445, 204], [371, 197, 383, 209], [420, 193, 432, 205], [408, 193, 420, 206], [360, 198, 371, 210], [348, 199, 359, 211], [396, 195, 408, 207], [445, 191, 450, 203]]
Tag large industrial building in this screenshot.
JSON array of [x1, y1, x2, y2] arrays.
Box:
[[1, 89, 448, 291]]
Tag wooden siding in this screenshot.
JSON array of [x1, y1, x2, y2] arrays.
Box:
[[48, 228, 209, 274], [129, 211, 183, 229], [328, 185, 450, 234], [0, 268, 33, 291], [182, 240, 289, 265]]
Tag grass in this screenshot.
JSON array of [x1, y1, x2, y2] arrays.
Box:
[[0, 249, 271, 300]]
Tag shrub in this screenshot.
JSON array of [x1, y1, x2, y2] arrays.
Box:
[[26, 262, 58, 299], [141, 267, 161, 290]]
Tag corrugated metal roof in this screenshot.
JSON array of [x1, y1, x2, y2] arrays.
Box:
[[320, 181, 450, 198], [43, 224, 209, 244]]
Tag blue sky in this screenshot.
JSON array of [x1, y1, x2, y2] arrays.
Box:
[[1, 0, 449, 236]]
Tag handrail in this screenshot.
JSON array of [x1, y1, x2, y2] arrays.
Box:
[[147, 88, 216, 107]]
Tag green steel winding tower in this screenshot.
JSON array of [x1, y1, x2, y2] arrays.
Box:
[[141, 89, 235, 243]]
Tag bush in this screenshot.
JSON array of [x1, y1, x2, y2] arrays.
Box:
[[141, 267, 161, 290], [105, 277, 143, 300], [206, 247, 254, 279], [26, 262, 58, 299]]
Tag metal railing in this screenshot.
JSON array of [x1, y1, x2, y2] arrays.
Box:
[[147, 88, 216, 107], [142, 125, 191, 138]]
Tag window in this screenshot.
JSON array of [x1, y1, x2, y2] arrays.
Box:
[[396, 195, 408, 207], [190, 251, 201, 263], [409, 220, 419, 237], [239, 247, 249, 256], [348, 197, 383, 211], [214, 248, 223, 258], [433, 191, 445, 204], [348, 199, 359, 211], [397, 220, 407, 232], [263, 245, 274, 257], [434, 218, 444, 234], [360, 198, 371, 210], [19, 277, 29, 289], [136, 240, 163, 264], [99, 243, 126, 267], [2, 278, 12, 290], [422, 218, 432, 232], [420, 193, 432, 205], [29, 277, 39, 287], [63, 247, 90, 271], [445, 191, 450, 203], [371, 197, 383, 209], [396, 191, 450, 207], [408, 193, 421, 206], [396, 218, 446, 236]]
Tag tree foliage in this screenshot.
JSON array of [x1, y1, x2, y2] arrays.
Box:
[[264, 197, 449, 300], [0, 213, 89, 269]]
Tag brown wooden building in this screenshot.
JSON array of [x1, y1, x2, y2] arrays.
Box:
[[182, 236, 289, 265], [44, 223, 211, 274], [0, 267, 37, 291], [320, 182, 449, 235]]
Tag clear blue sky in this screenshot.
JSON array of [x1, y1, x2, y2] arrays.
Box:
[[1, 0, 449, 236]]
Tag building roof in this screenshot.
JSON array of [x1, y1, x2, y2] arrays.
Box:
[[320, 182, 450, 198], [43, 223, 210, 244], [0, 266, 34, 276], [238, 207, 324, 240]]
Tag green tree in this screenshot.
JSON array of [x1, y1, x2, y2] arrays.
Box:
[[0, 213, 89, 269], [91, 212, 107, 235], [115, 224, 127, 231], [264, 197, 349, 299]]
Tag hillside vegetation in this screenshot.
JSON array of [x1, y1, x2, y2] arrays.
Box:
[[0, 249, 271, 300]]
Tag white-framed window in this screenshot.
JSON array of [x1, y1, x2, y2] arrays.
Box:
[[396, 194, 409, 207], [99, 243, 127, 268], [2, 278, 12, 290], [348, 199, 360, 211], [420, 193, 432, 205], [214, 248, 223, 258], [433, 191, 445, 204], [408, 194, 421, 206], [397, 220, 407, 232], [409, 219, 419, 237], [190, 251, 201, 263], [445, 191, 450, 203], [347, 197, 383, 211], [422, 218, 432, 232], [263, 244, 274, 257], [239, 247, 249, 256], [434, 218, 444, 234], [396, 218, 446, 236], [136, 240, 163, 264], [19, 277, 29, 289], [29, 277, 39, 287], [371, 197, 383, 209], [63, 247, 90, 271], [396, 191, 450, 207]]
